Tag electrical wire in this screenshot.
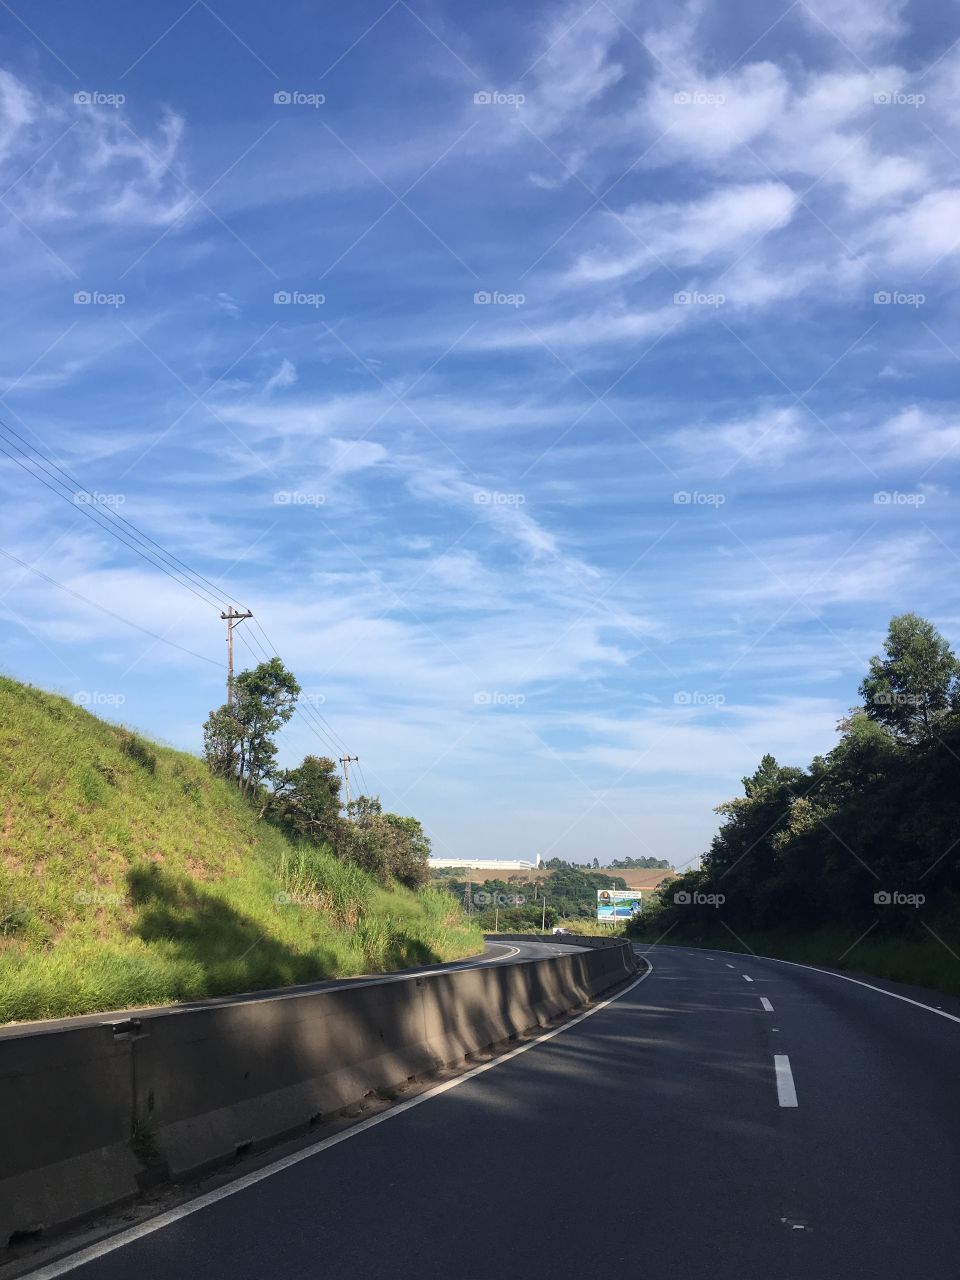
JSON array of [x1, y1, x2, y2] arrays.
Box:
[[3, 414, 360, 761], [0, 544, 224, 668]]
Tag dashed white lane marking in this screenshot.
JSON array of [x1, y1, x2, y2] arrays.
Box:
[[668, 945, 960, 1027], [19, 965, 654, 1280], [774, 1055, 798, 1107], [725, 963, 735, 969], [760, 997, 774, 1012], [742, 975, 754, 983]]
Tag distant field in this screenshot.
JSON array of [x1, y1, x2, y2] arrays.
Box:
[[597, 868, 675, 890], [0, 677, 482, 1023]]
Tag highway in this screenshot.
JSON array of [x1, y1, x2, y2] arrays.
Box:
[[14, 943, 960, 1279]]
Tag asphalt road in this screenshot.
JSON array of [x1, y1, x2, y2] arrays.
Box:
[[19, 943, 960, 1280]]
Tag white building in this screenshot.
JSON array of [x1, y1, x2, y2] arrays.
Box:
[[428, 856, 543, 873]]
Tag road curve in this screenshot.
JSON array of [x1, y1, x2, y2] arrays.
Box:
[[0, 938, 576, 1040], [14, 943, 960, 1280]]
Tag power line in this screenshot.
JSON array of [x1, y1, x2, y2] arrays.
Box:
[[0, 414, 247, 612], [0, 438, 225, 611], [0, 544, 224, 668], [2, 415, 361, 762]]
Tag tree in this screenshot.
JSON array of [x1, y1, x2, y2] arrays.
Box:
[[269, 755, 344, 842], [202, 658, 300, 795], [860, 613, 960, 743], [345, 797, 431, 888]]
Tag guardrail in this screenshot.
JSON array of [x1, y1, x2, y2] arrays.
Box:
[[0, 940, 636, 1248]]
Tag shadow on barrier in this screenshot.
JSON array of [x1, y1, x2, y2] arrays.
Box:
[[0, 937, 637, 1252]]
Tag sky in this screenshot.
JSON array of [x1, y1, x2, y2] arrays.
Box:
[[1, 0, 958, 868]]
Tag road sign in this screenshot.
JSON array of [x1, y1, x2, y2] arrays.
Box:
[[597, 889, 643, 922]]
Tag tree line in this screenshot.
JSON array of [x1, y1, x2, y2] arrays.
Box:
[[643, 614, 960, 936], [202, 658, 430, 888]]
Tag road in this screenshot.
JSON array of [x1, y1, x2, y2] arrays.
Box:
[[16, 943, 960, 1279]]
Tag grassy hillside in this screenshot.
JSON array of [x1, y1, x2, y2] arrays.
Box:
[[0, 677, 482, 1023]]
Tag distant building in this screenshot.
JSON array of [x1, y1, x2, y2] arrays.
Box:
[[428, 856, 543, 873]]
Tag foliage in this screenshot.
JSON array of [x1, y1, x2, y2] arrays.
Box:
[[344, 797, 431, 889], [203, 657, 300, 795], [606, 856, 672, 869], [859, 612, 960, 743], [636, 616, 960, 964], [0, 677, 481, 1022], [268, 754, 343, 844], [441, 867, 629, 920]]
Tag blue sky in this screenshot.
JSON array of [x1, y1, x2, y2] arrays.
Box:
[[1, 0, 957, 867]]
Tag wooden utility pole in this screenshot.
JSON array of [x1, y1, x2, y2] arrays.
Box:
[[221, 609, 253, 705], [339, 754, 359, 807]]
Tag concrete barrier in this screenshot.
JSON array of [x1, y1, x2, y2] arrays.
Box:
[[0, 942, 636, 1247]]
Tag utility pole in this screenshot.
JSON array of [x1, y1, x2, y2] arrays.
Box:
[[339, 754, 359, 807], [541, 896, 547, 932], [220, 609, 253, 705], [464, 879, 473, 913]]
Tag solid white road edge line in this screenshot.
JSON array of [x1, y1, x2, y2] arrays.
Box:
[[685, 946, 960, 1027], [760, 997, 774, 1012], [20, 962, 654, 1280], [774, 1054, 798, 1107]]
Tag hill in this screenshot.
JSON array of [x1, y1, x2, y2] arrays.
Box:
[[597, 867, 676, 891], [0, 677, 482, 1023]]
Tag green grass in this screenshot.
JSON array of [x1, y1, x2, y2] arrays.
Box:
[[0, 677, 483, 1023], [629, 918, 960, 996]]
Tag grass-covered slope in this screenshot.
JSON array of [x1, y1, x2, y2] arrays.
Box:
[[0, 677, 482, 1023]]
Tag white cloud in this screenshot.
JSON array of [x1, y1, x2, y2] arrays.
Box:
[[0, 69, 193, 231], [568, 181, 797, 284], [799, 0, 907, 54], [263, 359, 297, 394], [868, 189, 960, 268], [671, 406, 808, 470]]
